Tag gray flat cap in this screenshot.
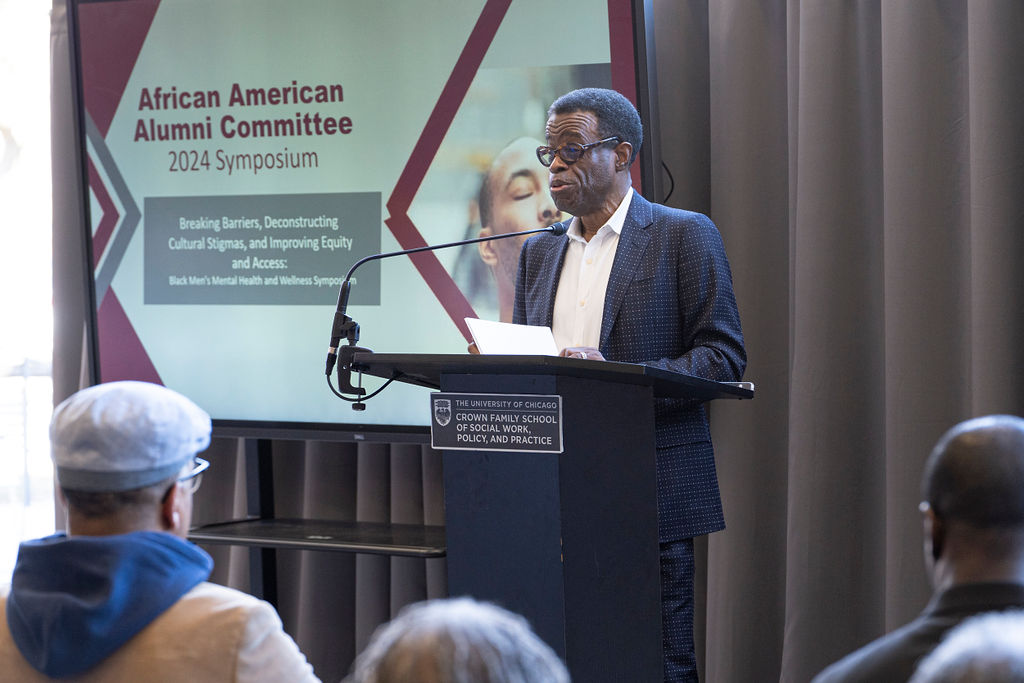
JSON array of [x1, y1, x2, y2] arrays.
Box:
[[50, 381, 211, 492]]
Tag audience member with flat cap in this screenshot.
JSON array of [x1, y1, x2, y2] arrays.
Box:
[[0, 381, 318, 681], [345, 597, 569, 683], [813, 414, 1024, 682]]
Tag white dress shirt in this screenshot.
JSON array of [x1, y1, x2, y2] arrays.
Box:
[[551, 187, 634, 352]]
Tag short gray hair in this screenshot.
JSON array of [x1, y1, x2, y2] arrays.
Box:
[[346, 598, 570, 683], [909, 610, 1024, 683]]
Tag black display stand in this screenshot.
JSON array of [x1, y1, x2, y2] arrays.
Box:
[[189, 435, 445, 605], [352, 353, 752, 682]]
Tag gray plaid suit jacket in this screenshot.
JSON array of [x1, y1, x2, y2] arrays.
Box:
[[513, 192, 746, 541]]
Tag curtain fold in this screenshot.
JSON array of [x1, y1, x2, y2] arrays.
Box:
[[878, 0, 970, 637], [52, 0, 1024, 680], [965, 2, 1024, 415], [701, 0, 793, 679], [785, 4, 890, 681]]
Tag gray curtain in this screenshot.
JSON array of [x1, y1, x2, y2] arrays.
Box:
[[654, 1, 1024, 681], [52, 0, 1024, 680]]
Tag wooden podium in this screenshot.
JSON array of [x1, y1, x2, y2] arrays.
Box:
[[354, 353, 752, 682]]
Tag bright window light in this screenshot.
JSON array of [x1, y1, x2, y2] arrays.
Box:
[[0, 0, 57, 582]]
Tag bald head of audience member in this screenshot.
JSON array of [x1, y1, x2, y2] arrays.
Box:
[[920, 414, 1024, 590], [812, 415, 1024, 683], [346, 598, 570, 683], [909, 610, 1024, 683]]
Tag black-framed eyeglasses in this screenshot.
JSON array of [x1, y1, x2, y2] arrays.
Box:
[[176, 456, 210, 495], [536, 136, 620, 167]]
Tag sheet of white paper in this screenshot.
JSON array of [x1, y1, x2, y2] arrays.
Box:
[[465, 318, 560, 356]]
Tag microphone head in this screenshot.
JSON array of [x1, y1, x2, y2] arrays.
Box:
[[548, 222, 568, 236]]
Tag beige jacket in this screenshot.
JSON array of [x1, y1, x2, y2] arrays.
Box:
[[0, 581, 319, 682]]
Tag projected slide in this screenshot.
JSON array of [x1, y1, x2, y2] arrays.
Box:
[[74, 0, 638, 430]]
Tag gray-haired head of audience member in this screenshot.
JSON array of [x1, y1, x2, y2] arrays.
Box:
[[345, 597, 570, 683], [919, 414, 1024, 585], [909, 610, 1024, 683]]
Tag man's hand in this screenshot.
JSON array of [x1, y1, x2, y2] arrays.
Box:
[[560, 346, 604, 361], [467, 341, 481, 354]]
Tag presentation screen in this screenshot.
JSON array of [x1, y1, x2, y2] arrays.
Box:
[[70, 0, 658, 438]]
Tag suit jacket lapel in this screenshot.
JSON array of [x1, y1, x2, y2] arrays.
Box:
[[535, 222, 570, 327], [600, 193, 653, 349]]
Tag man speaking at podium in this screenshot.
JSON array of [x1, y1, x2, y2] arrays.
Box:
[[513, 88, 746, 682]]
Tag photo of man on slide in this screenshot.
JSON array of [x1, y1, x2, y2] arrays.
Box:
[[473, 137, 562, 322], [444, 66, 610, 326]]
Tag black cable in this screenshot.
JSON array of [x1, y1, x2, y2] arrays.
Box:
[[661, 160, 675, 204], [326, 372, 396, 403]]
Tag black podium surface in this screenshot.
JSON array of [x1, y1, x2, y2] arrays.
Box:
[[352, 352, 754, 401], [347, 352, 752, 682]]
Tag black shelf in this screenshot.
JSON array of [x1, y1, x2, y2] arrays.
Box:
[[190, 518, 446, 557]]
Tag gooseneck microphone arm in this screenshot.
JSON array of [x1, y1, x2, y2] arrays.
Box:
[[325, 222, 568, 407]]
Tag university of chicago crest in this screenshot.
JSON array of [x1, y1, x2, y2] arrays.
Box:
[[434, 398, 451, 426]]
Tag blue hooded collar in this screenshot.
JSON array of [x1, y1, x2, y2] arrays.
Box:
[[5, 531, 212, 677]]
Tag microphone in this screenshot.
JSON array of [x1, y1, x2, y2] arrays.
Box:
[[325, 222, 568, 399]]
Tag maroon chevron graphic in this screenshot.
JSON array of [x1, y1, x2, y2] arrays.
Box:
[[385, 0, 641, 340], [97, 290, 163, 384], [607, 0, 638, 106], [608, 0, 642, 192], [79, 0, 162, 383], [384, 0, 512, 342], [76, 0, 161, 137], [88, 159, 118, 268]]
